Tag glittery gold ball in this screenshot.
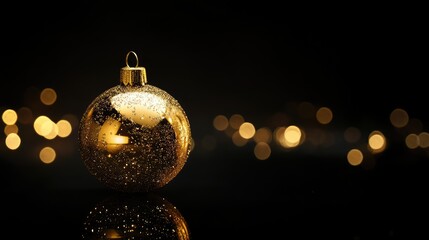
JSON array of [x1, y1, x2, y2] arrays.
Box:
[[78, 84, 192, 192], [82, 194, 190, 239]]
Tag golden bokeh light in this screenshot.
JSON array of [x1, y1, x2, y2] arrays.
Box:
[[254, 142, 271, 160], [316, 107, 333, 124], [5, 133, 21, 150], [239, 122, 256, 139], [347, 149, 363, 166], [213, 115, 229, 131], [39, 147, 56, 164], [344, 127, 361, 143], [232, 131, 248, 147], [405, 134, 419, 149], [418, 132, 429, 148], [254, 127, 272, 143], [4, 124, 18, 135], [390, 108, 409, 128], [57, 119, 72, 138], [40, 88, 57, 105], [368, 131, 386, 153], [274, 127, 287, 148], [229, 114, 244, 130], [34, 115, 53, 136], [44, 123, 59, 140], [2, 109, 18, 125], [284, 125, 302, 147]]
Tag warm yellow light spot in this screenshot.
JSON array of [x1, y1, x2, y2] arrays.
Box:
[[4, 124, 18, 135], [2, 109, 18, 125], [254, 127, 272, 143], [405, 134, 419, 149], [34, 116, 52, 136], [44, 123, 58, 140], [344, 127, 361, 143], [5, 133, 21, 150], [284, 125, 302, 147], [17, 107, 33, 124], [418, 132, 429, 148], [57, 120, 72, 138], [213, 115, 229, 131], [368, 131, 386, 153], [239, 122, 255, 139], [254, 142, 271, 160], [232, 131, 248, 147], [40, 88, 57, 105], [347, 149, 363, 166], [390, 108, 409, 128], [39, 118, 56, 137], [316, 107, 333, 124], [229, 114, 244, 130], [274, 127, 287, 148], [39, 147, 56, 164]]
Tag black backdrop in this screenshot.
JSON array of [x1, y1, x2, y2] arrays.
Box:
[[1, 1, 427, 239]]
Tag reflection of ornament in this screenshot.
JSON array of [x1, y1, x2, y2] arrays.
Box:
[[78, 51, 192, 192], [82, 193, 190, 239]]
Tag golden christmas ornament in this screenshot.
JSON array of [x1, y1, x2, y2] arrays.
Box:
[[78, 51, 192, 192]]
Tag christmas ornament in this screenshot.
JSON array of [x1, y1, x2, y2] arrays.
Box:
[[82, 193, 190, 239], [78, 51, 192, 192]]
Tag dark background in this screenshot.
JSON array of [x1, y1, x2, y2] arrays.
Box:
[[1, 1, 427, 239]]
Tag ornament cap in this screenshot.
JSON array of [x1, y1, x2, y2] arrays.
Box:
[[120, 51, 147, 86]]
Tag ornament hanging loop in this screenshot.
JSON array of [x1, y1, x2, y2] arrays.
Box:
[[121, 51, 147, 86], [126, 51, 139, 67]]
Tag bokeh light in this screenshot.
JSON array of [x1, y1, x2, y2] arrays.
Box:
[[39, 147, 56, 164], [254, 142, 271, 160], [405, 134, 419, 149], [368, 131, 386, 153], [390, 108, 409, 128], [5, 133, 21, 150], [284, 125, 302, 148], [2, 109, 18, 125], [347, 149, 363, 166], [213, 115, 229, 131], [40, 88, 57, 105], [418, 132, 429, 148], [232, 131, 248, 147], [229, 114, 244, 130], [57, 120, 72, 138], [34, 116, 54, 137], [316, 107, 333, 124], [4, 124, 18, 135], [253, 127, 272, 143], [239, 122, 256, 139]]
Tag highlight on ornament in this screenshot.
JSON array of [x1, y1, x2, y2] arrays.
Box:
[[78, 51, 192, 192]]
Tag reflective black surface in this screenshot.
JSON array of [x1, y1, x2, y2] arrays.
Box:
[[1, 2, 428, 239], [2, 144, 427, 239]]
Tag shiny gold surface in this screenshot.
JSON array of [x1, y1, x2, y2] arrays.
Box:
[[78, 52, 192, 192]]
